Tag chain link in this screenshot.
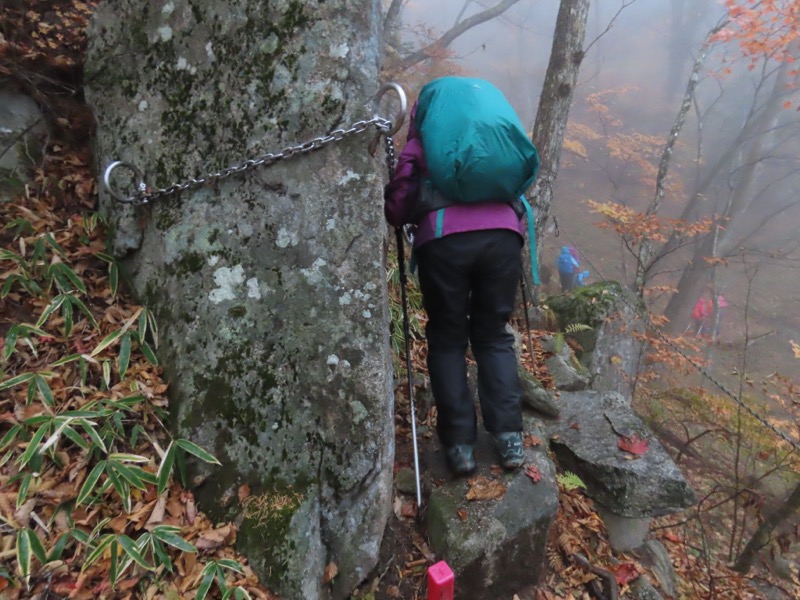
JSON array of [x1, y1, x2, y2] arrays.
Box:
[[106, 117, 392, 205]]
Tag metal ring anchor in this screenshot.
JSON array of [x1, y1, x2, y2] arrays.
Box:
[[374, 82, 407, 137], [103, 160, 147, 204]]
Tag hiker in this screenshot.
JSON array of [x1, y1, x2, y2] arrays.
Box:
[[691, 296, 710, 336], [691, 292, 729, 338], [557, 246, 580, 291], [384, 78, 537, 477]]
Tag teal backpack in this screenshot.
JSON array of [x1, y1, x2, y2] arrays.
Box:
[[415, 76, 541, 284]]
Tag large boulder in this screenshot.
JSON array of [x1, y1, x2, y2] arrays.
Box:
[[546, 281, 644, 397], [546, 391, 696, 549], [424, 417, 559, 599], [85, 2, 393, 598]]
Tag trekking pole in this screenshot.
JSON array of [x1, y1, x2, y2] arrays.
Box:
[[374, 83, 422, 509], [519, 275, 536, 363], [396, 228, 423, 509]]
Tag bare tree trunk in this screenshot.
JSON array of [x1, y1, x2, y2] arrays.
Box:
[[661, 56, 794, 332], [529, 0, 590, 251], [733, 481, 800, 574], [634, 19, 727, 293]]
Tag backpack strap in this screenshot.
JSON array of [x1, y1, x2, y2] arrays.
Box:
[[519, 196, 540, 286], [434, 208, 445, 238]]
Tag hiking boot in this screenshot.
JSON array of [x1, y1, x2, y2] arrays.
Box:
[[492, 432, 524, 469], [444, 444, 476, 476]]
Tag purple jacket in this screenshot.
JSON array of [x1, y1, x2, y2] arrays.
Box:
[[383, 104, 525, 248]]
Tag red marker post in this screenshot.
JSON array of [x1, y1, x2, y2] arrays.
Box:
[[427, 560, 454, 600]]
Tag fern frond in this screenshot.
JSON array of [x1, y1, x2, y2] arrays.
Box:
[[565, 323, 593, 334], [556, 471, 587, 491]]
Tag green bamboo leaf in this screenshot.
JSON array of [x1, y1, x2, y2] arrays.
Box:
[[44, 234, 67, 258], [16, 528, 32, 582], [78, 419, 107, 453], [16, 474, 32, 508], [215, 564, 228, 592], [89, 516, 111, 540], [3, 327, 17, 360], [109, 537, 119, 585], [0, 424, 21, 451], [139, 340, 158, 366], [47, 532, 70, 562], [16, 423, 48, 468], [156, 442, 176, 496], [1, 274, 19, 298], [90, 328, 125, 357], [69, 528, 90, 545], [67, 294, 98, 328], [0, 372, 35, 392], [63, 425, 90, 450], [104, 394, 145, 411], [59, 408, 107, 418], [62, 299, 74, 336], [108, 453, 149, 463], [105, 462, 129, 510], [217, 558, 245, 574], [222, 588, 252, 600], [116, 535, 151, 570], [0, 248, 23, 262], [40, 418, 74, 455], [152, 537, 174, 572], [138, 308, 148, 342], [76, 461, 107, 505], [34, 375, 55, 406], [102, 360, 111, 389], [176, 439, 221, 465], [83, 534, 115, 568], [50, 353, 81, 367], [50, 263, 87, 294], [195, 564, 217, 600], [118, 333, 131, 380], [26, 528, 47, 565], [152, 527, 196, 553], [109, 263, 119, 297], [109, 461, 146, 491], [35, 294, 68, 328]]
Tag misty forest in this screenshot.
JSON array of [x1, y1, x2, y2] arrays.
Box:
[[2, 0, 800, 599]]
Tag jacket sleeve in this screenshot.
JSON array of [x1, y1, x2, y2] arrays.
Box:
[[384, 137, 424, 228]]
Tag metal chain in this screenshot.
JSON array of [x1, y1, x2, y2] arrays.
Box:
[[104, 117, 392, 206], [554, 219, 800, 452]]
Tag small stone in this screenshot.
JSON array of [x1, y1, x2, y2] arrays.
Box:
[[395, 467, 418, 495]]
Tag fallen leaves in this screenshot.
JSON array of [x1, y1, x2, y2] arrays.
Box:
[[465, 475, 506, 501], [525, 464, 542, 483], [617, 434, 649, 456]]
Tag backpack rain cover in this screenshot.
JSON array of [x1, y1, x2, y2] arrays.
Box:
[[415, 76, 539, 203]]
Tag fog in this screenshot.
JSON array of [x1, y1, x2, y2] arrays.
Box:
[[389, 0, 800, 381]]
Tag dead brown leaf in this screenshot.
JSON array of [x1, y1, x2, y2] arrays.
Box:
[[465, 475, 506, 501], [322, 561, 338, 584]]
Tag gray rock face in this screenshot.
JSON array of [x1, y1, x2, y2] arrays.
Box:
[[0, 91, 46, 199], [547, 391, 696, 518], [85, 2, 393, 598], [635, 540, 679, 598], [540, 334, 590, 391], [546, 282, 644, 397], [424, 418, 559, 599]]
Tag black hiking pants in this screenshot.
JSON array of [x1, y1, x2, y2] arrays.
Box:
[[416, 229, 524, 447]]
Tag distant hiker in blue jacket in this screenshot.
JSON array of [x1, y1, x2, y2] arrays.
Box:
[[557, 246, 580, 291]]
